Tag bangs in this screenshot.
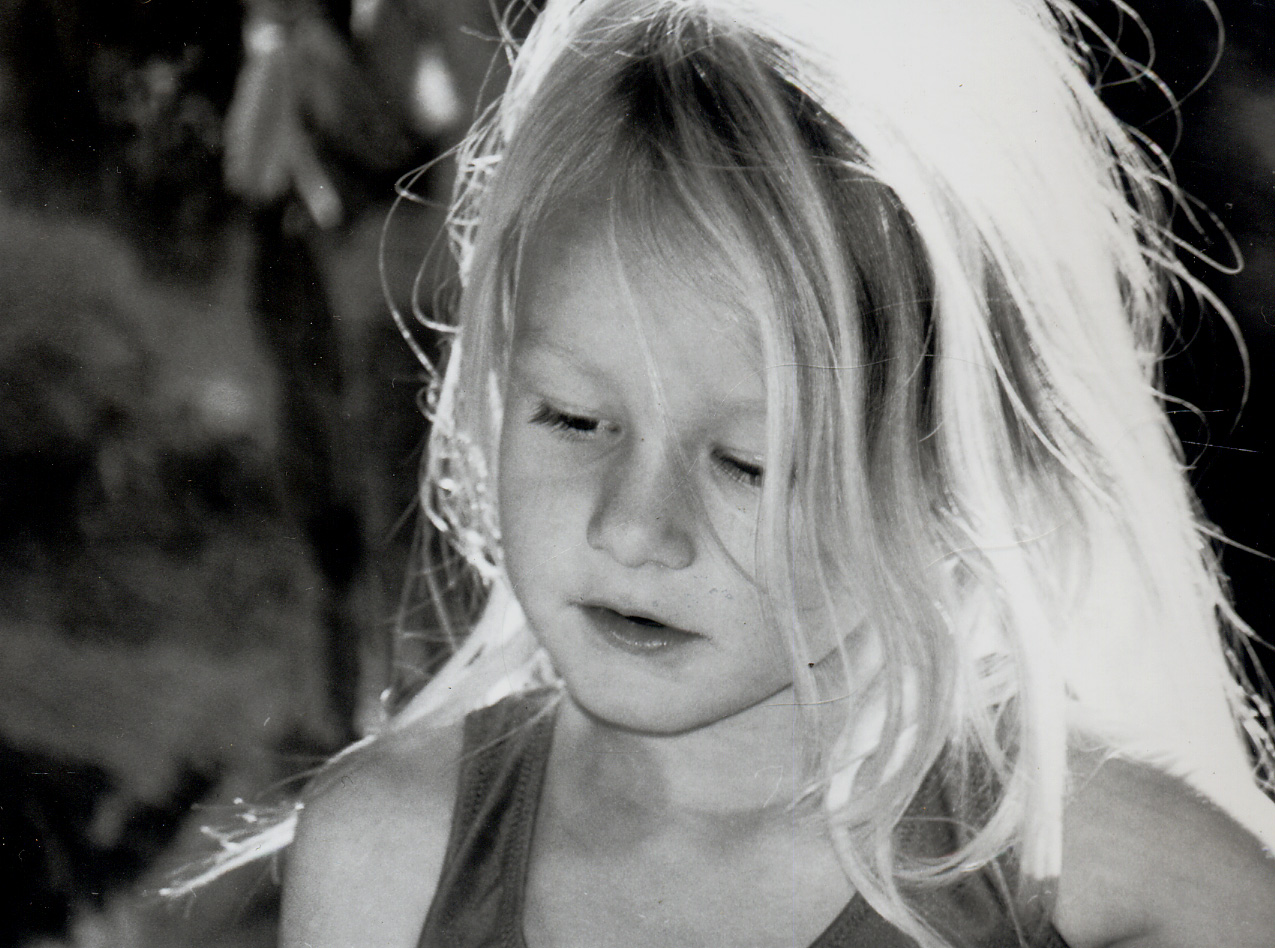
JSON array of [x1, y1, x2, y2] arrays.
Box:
[[482, 2, 935, 450]]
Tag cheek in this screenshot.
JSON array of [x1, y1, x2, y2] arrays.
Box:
[[751, 532, 859, 661], [497, 427, 542, 555], [790, 567, 863, 665], [497, 425, 587, 566], [689, 482, 762, 581], [711, 505, 761, 580]]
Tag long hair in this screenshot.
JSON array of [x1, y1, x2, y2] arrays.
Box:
[[416, 0, 1274, 943], [167, 2, 1274, 944]]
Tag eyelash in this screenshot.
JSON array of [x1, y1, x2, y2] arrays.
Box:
[[714, 450, 764, 488], [529, 403, 605, 438], [529, 402, 763, 487]]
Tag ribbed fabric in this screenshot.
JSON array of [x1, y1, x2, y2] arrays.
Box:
[[418, 690, 1071, 948]]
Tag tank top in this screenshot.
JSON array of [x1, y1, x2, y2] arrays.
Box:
[[418, 690, 1072, 948]]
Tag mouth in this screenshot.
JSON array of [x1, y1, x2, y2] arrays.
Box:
[[582, 605, 702, 654]]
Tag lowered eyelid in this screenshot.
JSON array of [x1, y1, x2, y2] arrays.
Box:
[[529, 402, 602, 429], [713, 447, 765, 480]]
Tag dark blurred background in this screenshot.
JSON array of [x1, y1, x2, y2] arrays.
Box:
[[0, 1, 1271, 946]]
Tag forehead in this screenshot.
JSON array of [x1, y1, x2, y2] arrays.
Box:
[[508, 205, 774, 422], [513, 204, 769, 361]]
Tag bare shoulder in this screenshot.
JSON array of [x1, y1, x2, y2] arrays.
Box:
[[1054, 752, 1275, 948], [278, 714, 466, 948]]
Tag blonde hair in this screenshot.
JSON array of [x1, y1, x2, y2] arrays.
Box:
[[170, 1, 1275, 943], [414, 0, 1275, 942]]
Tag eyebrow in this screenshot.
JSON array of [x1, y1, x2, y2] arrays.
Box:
[[508, 335, 611, 384], [510, 342, 768, 424]]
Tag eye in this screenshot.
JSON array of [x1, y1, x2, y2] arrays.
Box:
[[714, 449, 764, 488], [529, 402, 609, 439]]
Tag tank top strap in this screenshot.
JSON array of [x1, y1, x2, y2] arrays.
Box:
[[418, 689, 560, 948], [806, 774, 1072, 948], [811, 897, 1070, 948]]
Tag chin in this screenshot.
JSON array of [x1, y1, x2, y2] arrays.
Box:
[[570, 689, 712, 735], [558, 666, 784, 737]]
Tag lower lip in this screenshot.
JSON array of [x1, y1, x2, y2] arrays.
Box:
[[583, 607, 702, 655]]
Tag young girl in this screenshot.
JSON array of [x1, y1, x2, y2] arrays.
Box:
[[272, 0, 1275, 945]]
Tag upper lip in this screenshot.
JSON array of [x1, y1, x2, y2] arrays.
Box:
[[577, 598, 694, 635]]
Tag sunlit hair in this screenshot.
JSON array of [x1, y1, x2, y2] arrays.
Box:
[[408, 0, 1275, 942], [166, 0, 1275, 941]]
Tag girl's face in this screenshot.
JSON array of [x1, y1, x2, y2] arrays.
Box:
[[498, 211, 810, 735]]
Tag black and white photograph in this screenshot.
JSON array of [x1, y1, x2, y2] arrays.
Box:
[[3, 2, 1275, 946]]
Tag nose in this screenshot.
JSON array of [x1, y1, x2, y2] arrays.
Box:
[[586, 442, 695, 570]]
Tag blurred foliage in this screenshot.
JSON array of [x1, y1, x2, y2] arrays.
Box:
[[0, 0, 488, 943]]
